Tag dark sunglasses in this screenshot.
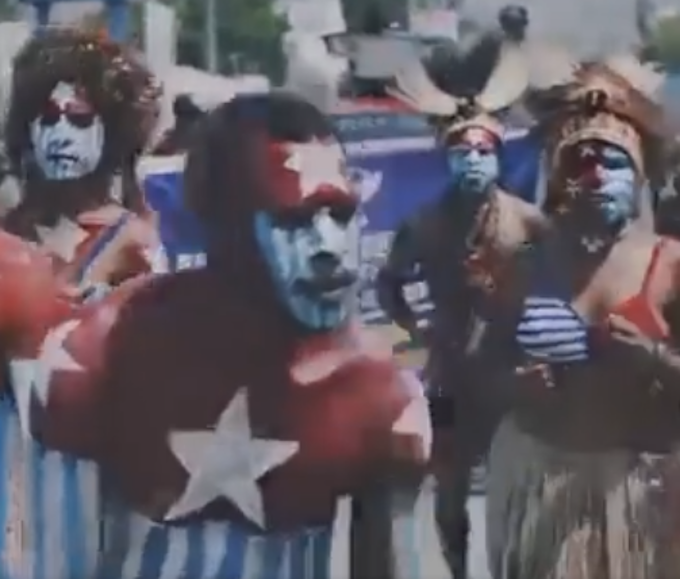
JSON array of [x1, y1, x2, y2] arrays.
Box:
[[40, 99, 96, 129]]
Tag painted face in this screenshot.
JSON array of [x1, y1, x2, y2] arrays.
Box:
[[254, 139, 360, 330], [446, 127, 500, 196], [565, 140, 637, 228], [30, 81, 104, 181]]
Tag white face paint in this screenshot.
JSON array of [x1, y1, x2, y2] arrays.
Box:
[[30, 81, 104, 181], [255, 204, 359, 330]]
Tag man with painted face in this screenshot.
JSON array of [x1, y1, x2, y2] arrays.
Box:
[[2, 29, 166, 291], [0, 29, 164, 579], [479, 55, 680, 579], [22, 91, 434, 578], [377, 52, 548, 578]]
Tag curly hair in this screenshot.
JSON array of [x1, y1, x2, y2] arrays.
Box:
[[4, 28, 161, 182]]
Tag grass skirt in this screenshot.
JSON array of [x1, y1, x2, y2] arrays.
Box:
[[486, 416, 680, 579]]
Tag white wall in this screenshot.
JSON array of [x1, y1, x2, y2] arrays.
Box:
[[156, 66, 270, 132]]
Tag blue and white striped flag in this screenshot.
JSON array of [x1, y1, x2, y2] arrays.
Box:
[[0, 396, 101, 579]]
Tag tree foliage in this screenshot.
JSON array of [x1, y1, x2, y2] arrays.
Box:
[[82, 0, 288, 81], [172, 0, 288, 82], [0, 0, 17, 20], [646, 14, 680, 70]]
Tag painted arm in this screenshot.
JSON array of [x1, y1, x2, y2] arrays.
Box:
[[652, 276, 680, 390], [375, 222, 423, 336], [28, 279, 143, 459]]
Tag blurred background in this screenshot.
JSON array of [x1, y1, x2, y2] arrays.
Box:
[[2, 0, 680, 128]]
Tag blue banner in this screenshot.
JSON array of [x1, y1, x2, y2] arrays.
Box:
[[142, 163, 206, 270]]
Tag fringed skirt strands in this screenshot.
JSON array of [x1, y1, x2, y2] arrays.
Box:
[[0, 396, 102, 579], [486, 416, 680, 579]]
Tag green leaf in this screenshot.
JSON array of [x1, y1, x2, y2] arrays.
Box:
[[648, 14, 680, 69], [162, 0, 286, 79]]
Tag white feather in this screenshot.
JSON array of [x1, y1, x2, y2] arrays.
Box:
[[602, 54, 664, 98], [477, 42, 530, 112], [526, 42, 578, 90], [388, 51, 460, 117], [283, 34, 344, 113]]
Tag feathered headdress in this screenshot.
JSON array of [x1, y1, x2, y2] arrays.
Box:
[[387, 42, 521, 140], [543, 55, 666, 175], [387, 38, 576, 142]]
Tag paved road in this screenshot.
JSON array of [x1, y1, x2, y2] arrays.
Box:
[[415, 478, 491, 579], [332, 475, 490, 578]]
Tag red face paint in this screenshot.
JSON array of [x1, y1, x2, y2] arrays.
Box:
[[446, 127, 499, 154], [41, 85, 96, 129], [562, 141, 611, 189], [263, 139, 358, 213]]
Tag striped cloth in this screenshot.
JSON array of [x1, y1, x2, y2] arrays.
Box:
[[98, 502, 335, 579], [515, 296, 589, 363], [0, 396, 101, 579], [0, 396, 426, 579]]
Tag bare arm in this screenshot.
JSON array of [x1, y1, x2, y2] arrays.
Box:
[[642, 246, 680, 390], [521, 202, 551, 247]]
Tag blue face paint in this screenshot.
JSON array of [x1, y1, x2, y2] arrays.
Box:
[[254, 206, 359, 330], [585, 143, 637, 227], [447, 145, 500, 196]]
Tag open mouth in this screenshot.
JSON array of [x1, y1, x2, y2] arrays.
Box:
[[296, 271, 356, 297], [47, 153, 78, 163]]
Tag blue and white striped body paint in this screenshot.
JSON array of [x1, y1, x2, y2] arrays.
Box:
[[515, 295, 590, 363], [98, 498, 334, 579], [0, 396, 101, 579], [98, 485, 427, 579], [0, 214, 150, 579]]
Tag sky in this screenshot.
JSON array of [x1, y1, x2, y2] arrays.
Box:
[[16, 0, 680, 59], [458, 0, 680, 56]]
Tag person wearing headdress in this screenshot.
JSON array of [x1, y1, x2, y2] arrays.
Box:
[[19, 90, 434, 578], [2, 28, 166, 293], [0, 28, 163, 579], [375, 47, 551, 578], [479, 54, 680, 579]]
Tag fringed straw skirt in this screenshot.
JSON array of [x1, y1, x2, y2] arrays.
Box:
[[486, 416, 680, 579]]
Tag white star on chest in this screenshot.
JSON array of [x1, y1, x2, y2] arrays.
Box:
[[165, 389, 299, 528], [284, 140, 348, 198], [9, 319, 83, 437], [36, 217, 89, 262]]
